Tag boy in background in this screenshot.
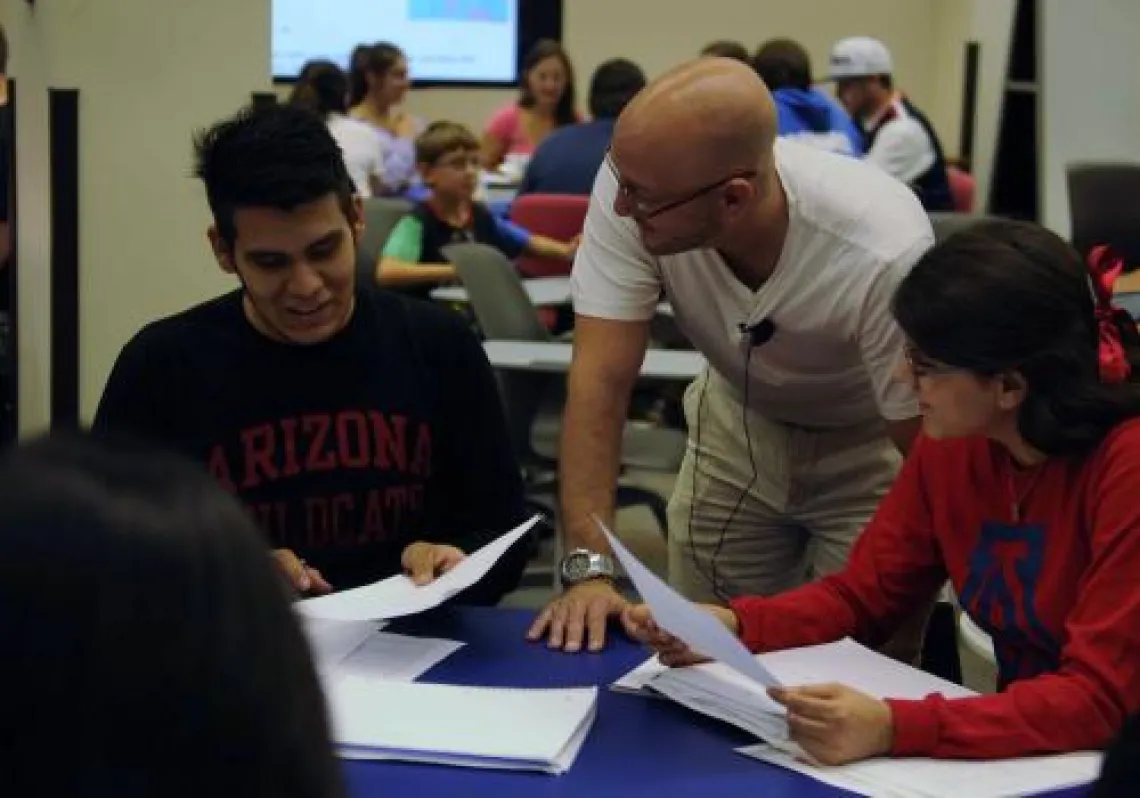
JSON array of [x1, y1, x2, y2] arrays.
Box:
[[378, 121, 577, 296]]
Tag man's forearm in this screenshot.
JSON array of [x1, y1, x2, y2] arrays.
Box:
[[558, 376, 633, 553]]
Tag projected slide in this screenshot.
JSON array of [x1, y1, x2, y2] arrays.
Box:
[[273, 0, 518, 83]]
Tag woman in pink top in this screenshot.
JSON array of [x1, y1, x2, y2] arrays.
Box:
[[481, 39, 578, 170]]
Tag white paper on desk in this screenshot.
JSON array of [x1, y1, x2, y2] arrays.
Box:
[[326, 676, 598, 775], [739, 743, 1104, 798], [595, 516, 781, 689], [297, 515, 540, 621], [336, 632, 463, 681]]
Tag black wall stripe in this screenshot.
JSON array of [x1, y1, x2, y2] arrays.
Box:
[[959, 41, 980, 172], [49, 88, 79, 429]]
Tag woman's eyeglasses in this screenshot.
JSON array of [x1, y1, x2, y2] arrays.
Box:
[[904, 346, 964, 380]]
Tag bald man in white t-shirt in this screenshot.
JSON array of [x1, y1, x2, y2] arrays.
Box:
[[526, 57, 934, 656]]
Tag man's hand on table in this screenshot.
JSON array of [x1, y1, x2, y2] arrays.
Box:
[[526, 579, 630, 653]]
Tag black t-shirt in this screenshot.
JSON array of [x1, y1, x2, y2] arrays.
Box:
[[93, 286, 530, 599]]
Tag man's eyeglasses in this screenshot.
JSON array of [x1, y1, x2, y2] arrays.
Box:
[[604, 148, 757, 220]]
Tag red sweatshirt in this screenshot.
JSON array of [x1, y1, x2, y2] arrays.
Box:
[[730, 422, 1140, 759]]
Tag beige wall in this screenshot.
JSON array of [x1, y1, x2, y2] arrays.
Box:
[[7, 0, 271, 425]]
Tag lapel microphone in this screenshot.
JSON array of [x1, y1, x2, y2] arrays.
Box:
[[738, 319, 776, 348]]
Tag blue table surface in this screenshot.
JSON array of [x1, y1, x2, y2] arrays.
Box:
[[343, 607, 1091, 798]]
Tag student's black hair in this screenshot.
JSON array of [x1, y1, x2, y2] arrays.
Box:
[[517, 39, 577, 127], [348, 41, 406, 108], [192, 104, 356, 250], [588, 58, 646, 120], [0, 24, 8, 74], [1091, 714, 1140, 797], [893, 219, 1140, 455], [700, 39, 750, 63], [0, 431, 344, 798], [290, 59, 350, 117], [751, 38, 813, 91]]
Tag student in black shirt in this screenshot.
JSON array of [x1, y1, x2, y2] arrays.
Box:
[[94, 105, 530, 600], [378, 121, 578, 297]]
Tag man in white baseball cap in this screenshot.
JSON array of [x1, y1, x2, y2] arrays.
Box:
[[828, 36, 954, 212]]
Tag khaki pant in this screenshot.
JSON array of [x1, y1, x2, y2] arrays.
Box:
[[667, 369, 927, 662]]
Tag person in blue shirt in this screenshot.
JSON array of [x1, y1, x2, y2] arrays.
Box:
[[517, 59, 647, 197], [751, 38, 864, 157]]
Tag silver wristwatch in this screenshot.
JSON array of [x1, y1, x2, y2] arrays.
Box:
[[559, 548, 617, 587]]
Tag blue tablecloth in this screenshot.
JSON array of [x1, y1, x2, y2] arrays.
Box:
[[342, 607, 1090, 798]]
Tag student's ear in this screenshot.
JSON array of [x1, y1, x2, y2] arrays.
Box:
[[997, 371, 1028, 411], [350, 196, 365, 240], [207, 226, 237, 275]]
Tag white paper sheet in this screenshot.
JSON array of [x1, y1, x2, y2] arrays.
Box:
[[326, 676, 598, 774], [300, 616, 386, 672], [335, 632, 463, 681], [595, 516, 781, 688], [297, 515, 540, 621], [609, 655, 667, 695], [739, 743, 1104, 798]]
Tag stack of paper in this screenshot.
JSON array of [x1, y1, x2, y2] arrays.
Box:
[[739, 744, 1103, 798], [297, 516, 540, 622], [324, 676, 598, 774]]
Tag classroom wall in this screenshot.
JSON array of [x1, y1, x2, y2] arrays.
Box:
[[1039, 0, 1140, 235], [7, 0, 271, 425]]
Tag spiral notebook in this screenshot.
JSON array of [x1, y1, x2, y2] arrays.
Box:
[[324, 676, 598, 775]]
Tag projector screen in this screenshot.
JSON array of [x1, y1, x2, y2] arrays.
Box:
[[272, 0, 519, 84]]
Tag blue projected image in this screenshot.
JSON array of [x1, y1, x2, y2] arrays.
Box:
[[409, 0, 509, 23]]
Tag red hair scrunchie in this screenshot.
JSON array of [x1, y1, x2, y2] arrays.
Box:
[[1086, 245, 1131, 385]]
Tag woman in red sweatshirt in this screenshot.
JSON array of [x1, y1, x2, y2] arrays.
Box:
[[625, 219, 1140, 765]]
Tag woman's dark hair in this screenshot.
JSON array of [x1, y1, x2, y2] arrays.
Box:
[[518, 39, 577, 127], [0, 432, 344, 798], [290, 59, 350, 117], [193, 104, 356, 250], [348, 41, 406, 107], [893, 219, 1140, 455], [751, 38, 813, 91]]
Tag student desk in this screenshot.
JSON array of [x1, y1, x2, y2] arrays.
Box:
[[342, 607, 1088, 798]]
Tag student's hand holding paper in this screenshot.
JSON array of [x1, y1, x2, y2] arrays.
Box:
[[401, 541, 466, 585], [622, 603, 739, 667], [768, 683, 894, 765], [273, 548, 333, 595]]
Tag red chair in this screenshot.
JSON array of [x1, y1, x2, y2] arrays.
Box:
[[947, 165, 976, 213], [509, 194, 590, 277]]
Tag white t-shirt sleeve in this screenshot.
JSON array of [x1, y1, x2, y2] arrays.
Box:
[[866, 119, 936, 185], [857, 235, 931, 421], [570, 166, 662, 321]]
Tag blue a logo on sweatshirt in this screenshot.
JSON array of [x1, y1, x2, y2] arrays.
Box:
[[958, 521, 1061, 686]]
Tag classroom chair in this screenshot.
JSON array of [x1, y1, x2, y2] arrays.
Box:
[[1067, 162, 1140, 270], [355, 197, 414, 283], [946, 165, 977, 213], [443, 243, 684, 586], [509, 194, 590, 278]]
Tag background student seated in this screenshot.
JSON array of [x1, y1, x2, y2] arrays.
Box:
[[378, 121, 578, 295], [626, 221, 1140, 765], [94, 105, 530, 600], [0, 432, 343, 798]]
